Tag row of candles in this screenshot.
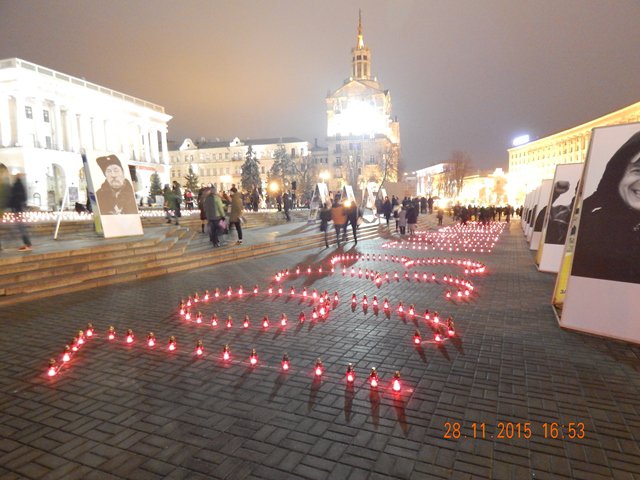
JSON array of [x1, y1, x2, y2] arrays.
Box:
[[1, 209, 203, 224], [46, 323, 404, 392], [382, 222, 505, 252]]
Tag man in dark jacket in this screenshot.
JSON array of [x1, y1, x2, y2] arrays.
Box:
[[9, 174, 32, 251], [344, 200, 359, 245]]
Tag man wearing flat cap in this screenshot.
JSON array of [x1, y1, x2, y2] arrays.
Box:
[[95, 155, 138, 215]]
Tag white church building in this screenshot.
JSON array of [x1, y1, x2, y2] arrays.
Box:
[[0, 58, 172, 210]]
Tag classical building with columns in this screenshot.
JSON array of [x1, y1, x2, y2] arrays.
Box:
[[0, 58, 172, 210], [324, 13, 400, 195], [170, 137, 311, 193], [507, 100, 640, 204]]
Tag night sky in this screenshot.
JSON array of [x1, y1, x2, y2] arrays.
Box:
[[2, 0, 640, 173]]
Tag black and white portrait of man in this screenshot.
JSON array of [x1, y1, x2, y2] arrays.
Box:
[[95, 155, 138, 215]]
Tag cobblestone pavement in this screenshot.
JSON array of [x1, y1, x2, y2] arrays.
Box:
[[1, 219, 640, 479]]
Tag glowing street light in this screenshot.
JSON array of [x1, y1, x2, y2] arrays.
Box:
[[512, 134, 530, 147]]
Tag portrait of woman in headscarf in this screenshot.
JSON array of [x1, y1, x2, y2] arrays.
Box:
[[572, 129, 640, 284]]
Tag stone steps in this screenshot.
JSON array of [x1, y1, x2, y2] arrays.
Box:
[[0, 216, 384, 306]]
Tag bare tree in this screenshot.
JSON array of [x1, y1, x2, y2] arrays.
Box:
[[446, 150, 472, 198]]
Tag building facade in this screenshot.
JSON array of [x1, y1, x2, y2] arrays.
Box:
[[169, 137, 311, 194], [416, 163, 508, 206], [0, 58, 172, 210], [507, 100, 640, 204], [324, 13, 400, 194]]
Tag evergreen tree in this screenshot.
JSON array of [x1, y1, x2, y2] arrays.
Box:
[[241, 145, 261, 192], [269, 144, 298, 190], [296, 167, 315, 205], [184, 165, 199, 192], [149, 172, 163, 196]]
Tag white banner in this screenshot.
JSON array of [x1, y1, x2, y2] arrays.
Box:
[[561, 123, 640, 343], [537, 163, 583, 272], [88, 153, 143, 238]]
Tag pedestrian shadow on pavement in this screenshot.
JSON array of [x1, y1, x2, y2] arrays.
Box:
[[307, 376, 321, 412], [277, 223, 317, 237], [414, 344, 427, 364], [394, 397, 409, 435], [369, 390, 380, 427], [436, 341, 451, 361], [344, 385, 354, 422], [269, 372, 287, 401], [449, 336, 464, 355], [233, 366, 254, 390]]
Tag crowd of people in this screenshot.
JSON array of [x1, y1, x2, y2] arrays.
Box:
[[451, 204, 513, 225], [161, 182, 246, 248], [1, 174, 518, 254], [319, 197, 359, 248]]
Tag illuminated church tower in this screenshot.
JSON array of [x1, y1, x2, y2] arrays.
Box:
[[326, 11, 400, 193]]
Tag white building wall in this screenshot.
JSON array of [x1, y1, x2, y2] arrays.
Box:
[[0, 58, 172, 209]]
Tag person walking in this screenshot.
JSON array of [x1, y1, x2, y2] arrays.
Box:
[[251, 187, 260, 212], [283, 191, 291, 221], [407, 203, 418, 237], [319, 202, 332, 248], [197, 186, 207, 233], [331, 200, 347, 247], [163, 184, 179, 225], [9, 174, 32, 251], [0, 176, 9, 251], [204, 185, 225, 247], [381, 196, 393, 228], [345, 200, 359, 245], [398, 206, 407, 235], [172, 181, 182, 222], [228, 187, 244, 244]]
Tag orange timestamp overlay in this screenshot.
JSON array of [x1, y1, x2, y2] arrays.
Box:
[[443, 421, 586, 440]]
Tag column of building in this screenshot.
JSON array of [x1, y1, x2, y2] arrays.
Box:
[[160, 127, 169, 165], [53, 104, 64, 150], [14, 94, 27, 147], [0, 95, 13, 147], [149, 126, 159, 163]]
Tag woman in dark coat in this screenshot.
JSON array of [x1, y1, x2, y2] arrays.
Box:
[[406, 203, 418, 237], [381, 196, 393, 227], [572, 130, 640, 284]]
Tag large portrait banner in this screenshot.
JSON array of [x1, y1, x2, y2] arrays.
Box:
[[529, 179, 552, 251], [537, 163, 583, 272], [87, 153, 143, 238], [560, 123, 640, 343], [525, 186, 541, 241]]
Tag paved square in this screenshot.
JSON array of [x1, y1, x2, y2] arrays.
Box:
[[1, 221, 640, 479]]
